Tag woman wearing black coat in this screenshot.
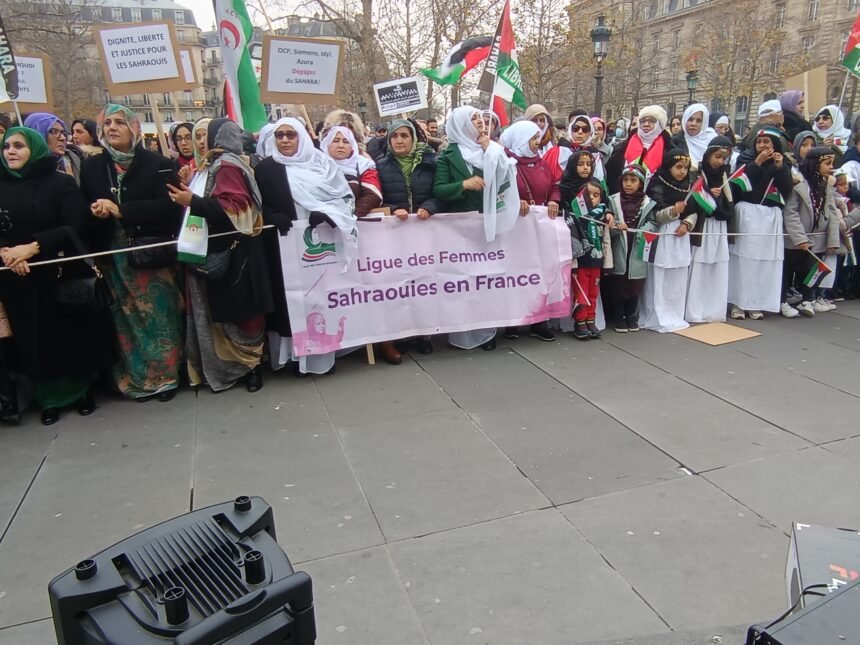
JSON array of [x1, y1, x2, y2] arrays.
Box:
[[167, 118, 272, 393], [80, 104, 184, 402], [0, 127, 115, 425], [376, 120, 442, 220]]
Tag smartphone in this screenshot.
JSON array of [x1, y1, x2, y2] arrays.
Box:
[[158, 168, 182, 188]]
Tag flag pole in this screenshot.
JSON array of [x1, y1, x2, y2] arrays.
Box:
[[11, 99, 22, 126], [838, 68, 851, 114]]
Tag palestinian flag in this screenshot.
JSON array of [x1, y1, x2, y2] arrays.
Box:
[[570, 188, 589, 218], [728, 164, 752, 192], [689, 176, 716, 215], [420, 37, 493, 85], [803, 254, 832, 288], [843, 12, 860, 77], [636, 231, 659, 262], [215, 0, 268, 132], [478, 0, 526, 127], [762, 178, 785, 206]]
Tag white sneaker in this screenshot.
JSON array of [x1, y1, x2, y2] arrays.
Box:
[[786, 288, 803, 306], [812, 297, 833, 313], [796, 301, 816, 317], [749, 310, 765, 320], [780, 302, 799, 318], [730, 305, 746, 320], [819, 297, 837, 311]]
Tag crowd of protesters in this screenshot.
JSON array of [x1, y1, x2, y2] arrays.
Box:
[[0, 90, 856, 425]]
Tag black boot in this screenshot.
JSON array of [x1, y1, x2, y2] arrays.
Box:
[[624, 298, 640, 332], [614, 316, 628, 333], [573, 321, 590, 340], [247, 366, 264, 392], [586, 320, 602, 338], [75, 390, 96, 416], [0, 379, 20, 425]]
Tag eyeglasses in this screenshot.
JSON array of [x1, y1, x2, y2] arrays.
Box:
[[175, 135, 192, 143], [47, 128, 67, 138], [639, 117, 657, 125], [274, 131, 298, 140], [814, 114, 830, 121], [571, 125, 590, 133]]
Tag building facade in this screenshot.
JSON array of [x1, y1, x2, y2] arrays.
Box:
[[568, 0, 860, 129]]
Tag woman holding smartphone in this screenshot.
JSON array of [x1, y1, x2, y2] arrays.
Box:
[[80, 104, 185, 402]]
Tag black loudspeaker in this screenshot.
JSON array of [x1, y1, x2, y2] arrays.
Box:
[[48, 496, 316, 644], [746, 577, 860, 644]]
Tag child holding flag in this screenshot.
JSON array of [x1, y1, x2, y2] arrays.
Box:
[[782, 146, 841, 317], [564, 180, 615, 339], [685, 136, 734, 323], [640, 149, 697, 333], [607, 164, 657, 332], [728, 127, 794, 319]]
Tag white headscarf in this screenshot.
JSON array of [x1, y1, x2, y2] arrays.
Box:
[[682, 103, 717, 166], [500, 121, 540, 158], [636, 105, 667, 148], [270, 117, 357, 270], [813, 105, 852, 144], [256, 122, 275, 159], [446, 106, 487, 168], [567, 116, 594, 147], [321, 125, 376, 177]]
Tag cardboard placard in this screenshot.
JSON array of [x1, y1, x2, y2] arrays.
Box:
[[260, 35, 343, 105], [0, 54, 53, 112], [373, 77, 427, 117], [94, 21, 186, 94], [674, 322, 760, 346], [179, 48, 198, 87]]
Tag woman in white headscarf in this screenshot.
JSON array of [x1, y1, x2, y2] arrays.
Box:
[[321, 125, 383, 217], [671, 103, 717, 170], [813, 105, 852, 154], [255, 122, 276, 160], [606, 105, 672, 189], [254, 117, 358, 375], [434, 106, 519, 350]]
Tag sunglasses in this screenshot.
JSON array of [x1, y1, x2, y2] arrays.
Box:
[[274, 131, 298, 140], [571, 125, 590, 133], [814, 114, 830, 121]]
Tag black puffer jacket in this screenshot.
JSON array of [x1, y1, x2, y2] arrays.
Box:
[[376, 149, 442, 214]]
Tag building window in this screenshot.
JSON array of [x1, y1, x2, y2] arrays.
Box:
[[762, 92, 778, 101], [144, 112, 153, 123], [163, 93, 172, 105], [776, 3, 786, 28], [736, 95, 749, 115], [643, 2, 655, 20], [653, 33, 660, 54], [673, 30, 681, 49], [186, 112, 194, 121], [770, 45, 781, 73], [808, 0, 819, 20], [651, 67, 659, 90], [143, 94, 150, 105], [184, 90, 193, 103], [841, 30, 851, 57], [668, 0, 679, 12], [152, 9, 162, 20], [163, 112, 173, 122], [210, 49, 218, 61], [802, 35, 815, 52], [672, 66, 679, 86], [175, 11, 186, 25], [111, 7, 123, 21], [177, 29, 185, 42], [131, 8, 141, 21], [850, 0, 859, 11]]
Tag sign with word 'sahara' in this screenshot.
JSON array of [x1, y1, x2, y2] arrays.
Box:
[[94, 21, 185, 94], [373, 77, 428, 117], [0, 54, 53, 112], [260, 35, 342, 105]]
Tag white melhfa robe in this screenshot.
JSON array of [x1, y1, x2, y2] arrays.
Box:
[[640, 220, 691, 333], [686, 218, 729, 322], [727, 201, 784, 312]]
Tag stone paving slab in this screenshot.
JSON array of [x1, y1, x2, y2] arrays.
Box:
[[336, 409, 548, 541], [0, 424, 56, 536], [300, 546, 428, 645], [0, 618, 55, 644], [704, 447, 860, 533], [560, 476, 787, 630], [0, 391, 197, 627], [388, 509, 668, 644]]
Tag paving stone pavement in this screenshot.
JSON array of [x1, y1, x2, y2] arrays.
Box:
[[1, 302, 859, 644]]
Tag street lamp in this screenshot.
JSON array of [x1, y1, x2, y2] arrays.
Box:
[[685, 68, 698, 106], [358, 99, 367, 120], [590, 14, 611, 116]]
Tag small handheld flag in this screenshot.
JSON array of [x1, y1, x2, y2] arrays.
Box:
[[728, 165, 752, 193], [420, 37, 493, 85], [570, 188, 589, 218], [802, 253, 832, 288], [763, 179, 785, 206], [689, 176, 716, 215], [636, 231, 659, 262]]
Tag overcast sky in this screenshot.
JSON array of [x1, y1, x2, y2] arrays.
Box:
[[184, 0, 217, 32]]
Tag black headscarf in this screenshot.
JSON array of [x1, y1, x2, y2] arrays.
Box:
[[701, 135, 733, 186], [560, 149, 595, 204], [71, 118, 99, 146], [801, 146, 834, 224], [647, 147, 692, 210], [170, 121, 194, 157]]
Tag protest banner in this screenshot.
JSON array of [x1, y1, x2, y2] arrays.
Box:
[[373, 77, 428, 117], [0, 54, 53, 112], [0, 13, 19, 101], [179, 48, 198, 86], [279, 207, 572, 356], [259, 35, 343, 105], [94, 21, 185, 95]]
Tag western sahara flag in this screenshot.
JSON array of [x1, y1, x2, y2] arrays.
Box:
[[636, 231, 659, 262], [763, 178, 785, 206], [689, 176, 716, 215], [420, 37, 493, 85], [570, 188, 589, 218], [803, 254, 832, 288], [0, 13, 19, 101], [215, 0, 268, 132], [728, 164, 752, 193], [843, 12, 860, 77], [478, 0, 526, 127]]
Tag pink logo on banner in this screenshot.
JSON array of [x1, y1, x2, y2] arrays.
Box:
[[291, 312, 346, 355]]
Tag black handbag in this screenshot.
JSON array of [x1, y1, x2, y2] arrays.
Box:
[[55, 228, 114, 315], [126, 235, 177, 269], [192, 238, 238, 281]]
